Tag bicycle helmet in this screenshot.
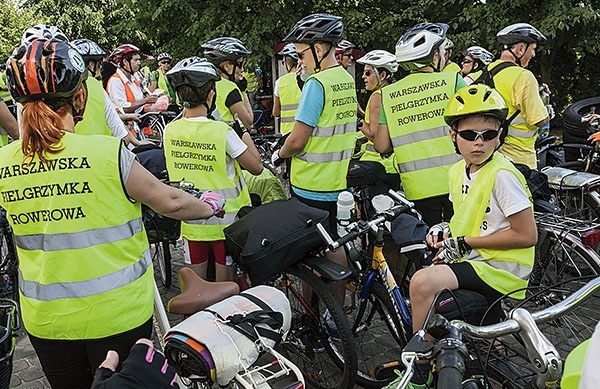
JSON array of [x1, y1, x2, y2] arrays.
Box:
[[72, 38, 106, 62], [6, 39, 87, 104], [109, 44, 140, 64], [336, 39, 355, 54], [157, 52, 173, 62], [395, 22, 447, 71], [356, 50, 399, 74], [201, 37, 251, 65], [283, 14, 344, 44], [444, 84, 508, 128], [21, 24, 69, 44], [166, 57, 220, 90], [444, 38, 454, 50], [461, 46, 494, 67], [277, 43, 298, 61], [496, 23, 547, 47]]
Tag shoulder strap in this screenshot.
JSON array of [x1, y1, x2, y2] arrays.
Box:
[[473, 62, 518, 89]]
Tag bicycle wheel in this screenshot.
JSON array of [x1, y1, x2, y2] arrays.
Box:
[[150, 240, 172, 289], [0, 227, 18, 304], [521, 226, 600, 358], [272, 264, 356, 389], [345, 278, 408, 388]]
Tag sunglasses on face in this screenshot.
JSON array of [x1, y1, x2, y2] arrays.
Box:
[[457, 129, 500, 141], [160, 61, 171, 65], [295, 46, 310, 60], [461, 58, 473, 64], [343, 53, 353, 58], [363, 70, 374, 77]]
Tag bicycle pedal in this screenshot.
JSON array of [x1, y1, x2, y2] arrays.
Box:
[[371, 360, 402, 380]]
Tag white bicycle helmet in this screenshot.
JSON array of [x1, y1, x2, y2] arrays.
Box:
[[283, 14, 344, 44], [21, 24, 69, 44], [356, 50, 399, 75], [72, 38, 106, 62], [201, 37, 251, 65], [461, 46, 494, 68], [157, 52, 173, 62], [277, 43, 298, 61], [336, 39, 355, 54], [395, 22, 447, 71], [167, 57, 220, 90], [496, 23, 547, 48]]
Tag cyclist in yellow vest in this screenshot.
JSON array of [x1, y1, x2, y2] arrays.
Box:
[[491, 23, 550, 169], [460, 46, 494, 85], [149, 52, 177, 107], [202, 37, 254, 130], [442, 38, 461, 73], [375, 22, 465, 227], [389, 85, 537, 389], [273, 44, 302, 135], [2, 38, 223, 388], [164, 57, 263, 282], [354, 49, 400, 195]]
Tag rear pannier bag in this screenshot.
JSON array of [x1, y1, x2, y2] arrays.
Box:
[[224, 197, 329, 284]]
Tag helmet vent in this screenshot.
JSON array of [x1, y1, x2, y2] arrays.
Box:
[[483, 90, 492, 101], [455, 95, 465, 104]]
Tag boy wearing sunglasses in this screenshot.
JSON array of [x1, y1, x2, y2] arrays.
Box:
[[389, 84, 537, 388]]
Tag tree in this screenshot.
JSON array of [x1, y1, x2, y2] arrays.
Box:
[[0, 0, 40, 60]]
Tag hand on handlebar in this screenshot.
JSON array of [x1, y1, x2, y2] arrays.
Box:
[[199, 191, 226, 218], [91, 338, 179, 388]]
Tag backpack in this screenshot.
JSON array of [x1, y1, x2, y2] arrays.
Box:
[[472, 62, 520, 144]]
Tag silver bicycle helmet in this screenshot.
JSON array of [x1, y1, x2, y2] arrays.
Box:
[[395, 22, 447, 71], [461, 46, 494, 67], [283, 14, 344, 43], [277, 43, 299, 61], [356, 50, 399, 74], [72, 38, 106, 62], [496, 23, 547, 48], [21, 24, 69, 44], [336, 39, 355, 54], [201, 37, 251, 65], [166, 57, 220, 90]]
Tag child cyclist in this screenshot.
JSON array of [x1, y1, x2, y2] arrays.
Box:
[[389, 84, 538, 388], [164, 57, 263, 281]]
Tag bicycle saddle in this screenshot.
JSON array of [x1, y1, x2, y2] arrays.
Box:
[[167, 267, 240, 315]]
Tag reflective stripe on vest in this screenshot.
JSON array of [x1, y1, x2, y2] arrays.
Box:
[[0, 133, 152, 340], [449, 153, 534, 299], [278, 72, 302, 134], [360, 91, 397, 174], [75, 77, 112, 136], [164, 118, 250, 240], [214, 78, 240, 123], [487, 60, 538, 168], [382, 72, 461, 200], [290, 67, 357, 192]]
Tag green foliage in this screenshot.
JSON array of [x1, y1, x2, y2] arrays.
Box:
[[0, 0, 41, 60]]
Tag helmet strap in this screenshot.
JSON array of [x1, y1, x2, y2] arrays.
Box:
[[506, 42, 528, 67], [312, 42, 333, 73]]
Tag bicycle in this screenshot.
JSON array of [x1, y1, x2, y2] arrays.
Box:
[[0, 209, 18, 306], [132, 111, 179, 146], [0, 299, 18, 389], [391, 275, 600, 388]]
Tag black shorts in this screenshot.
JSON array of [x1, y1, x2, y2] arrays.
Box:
[[449, 261, 504, 305]]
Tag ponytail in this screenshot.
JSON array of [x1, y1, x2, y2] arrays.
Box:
[[20, 101, 66, 163]]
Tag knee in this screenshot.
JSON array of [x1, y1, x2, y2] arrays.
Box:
[[409, 268, 433, 300]]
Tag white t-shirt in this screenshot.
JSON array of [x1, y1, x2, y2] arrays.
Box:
[[181, 116, 247, 180], [450, 168, 531, 261], [103, 91, 128, 139], [106, 68, 145, 112]]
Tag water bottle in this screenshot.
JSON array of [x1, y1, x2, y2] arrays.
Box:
[[337, 191, 355, 237]]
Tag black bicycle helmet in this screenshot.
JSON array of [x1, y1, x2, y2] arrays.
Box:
[[157, 52, 173, 62], [201, 37, 251, 65], [496, 23, 547, 48], [21, 24, 69, 44], [6, 38, 87, 103], [283, 14, 344, 44], [166, 57, 221, 90], [72, 38, 106, 62]]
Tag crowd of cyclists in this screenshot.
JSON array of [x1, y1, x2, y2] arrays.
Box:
[[0, 11, 597, 389]]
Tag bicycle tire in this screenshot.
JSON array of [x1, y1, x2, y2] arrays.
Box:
[[0, 228, 18, 304], [150, 240, 172, 289], [522, 226, 600, 358], [271, 264, 357, 389], [345, 279, 407, 388]]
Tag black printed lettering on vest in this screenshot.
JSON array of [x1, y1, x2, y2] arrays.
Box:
[[0, 157, 91, 179], [10, 206, 86, 225]]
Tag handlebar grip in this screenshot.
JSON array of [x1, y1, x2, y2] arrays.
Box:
[[332, 230, 359, 251]]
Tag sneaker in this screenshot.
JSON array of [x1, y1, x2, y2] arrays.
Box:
[[322, 309, 340, 340], [383, 369, 433, 389]]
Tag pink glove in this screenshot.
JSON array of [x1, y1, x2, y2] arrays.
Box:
[[200, 191, 225, 217]]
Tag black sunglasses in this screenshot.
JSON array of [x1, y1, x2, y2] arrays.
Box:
[[160, 61, 171, 65], [363, 70, 374, 77], [457, 129, 500, 141], [295, 46, 310, 60], [461, 59, 472, 64]]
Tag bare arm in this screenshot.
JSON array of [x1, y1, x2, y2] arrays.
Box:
[[374, 123, 392, 153], [535, 117, 550, 128], [123, 95, 157, 113], [237, 132, 263, 175], [0, 101, 18, 140], [272, 95, 281, 118], [279, 121, 312, 158], [462, 207, 537, 250], [229, 101, 254, 130], [125, 160, 214, 220]]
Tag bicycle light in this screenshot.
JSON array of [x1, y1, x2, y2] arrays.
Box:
[[582, 229, 600, 248]]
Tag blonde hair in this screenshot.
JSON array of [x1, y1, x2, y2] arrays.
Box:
[[20, 101, 66, 163]]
